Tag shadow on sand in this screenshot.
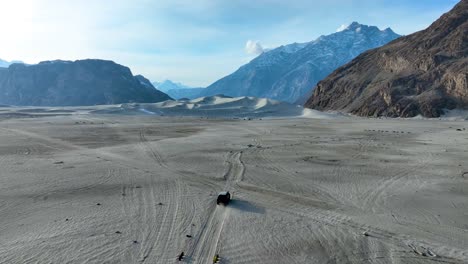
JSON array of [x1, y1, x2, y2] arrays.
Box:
[[229, 199, 265, 214]]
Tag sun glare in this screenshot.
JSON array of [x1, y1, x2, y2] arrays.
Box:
[[0, 0, 35, 60]]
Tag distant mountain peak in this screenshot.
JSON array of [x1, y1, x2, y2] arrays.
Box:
[[152, 79, 195, 92], [162, 80, 185, 87], [346, 21, 363, 30], [336, 22, 363, 32], [151, 79, 204, 100], [337, 22, 396, 34]]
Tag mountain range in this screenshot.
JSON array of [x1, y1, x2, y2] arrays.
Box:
[[0, 59, 171, 106], [195, 22, 401, 103], [306, 0, 467, 117]]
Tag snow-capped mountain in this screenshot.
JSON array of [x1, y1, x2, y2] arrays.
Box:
[[198, 22, 401, 103], [152, 80, 204, 99]]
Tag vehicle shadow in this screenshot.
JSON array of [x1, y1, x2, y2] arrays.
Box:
[[229, 199, 265, 214]]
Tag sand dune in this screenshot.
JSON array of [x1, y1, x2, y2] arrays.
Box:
[[89, 95, 342, 119]]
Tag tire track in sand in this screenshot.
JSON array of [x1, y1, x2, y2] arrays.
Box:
[[136, 128, 224, 263], [188, 151, 245, 263], [133, 130, 182, 263]]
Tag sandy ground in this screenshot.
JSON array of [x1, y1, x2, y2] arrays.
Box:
[[0, 110, 467, 263]]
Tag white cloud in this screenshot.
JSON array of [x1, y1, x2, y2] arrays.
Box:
[[336, 24, 349, 32], [245, 40, 264, 55]]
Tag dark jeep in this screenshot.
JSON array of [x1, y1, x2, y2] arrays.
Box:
[[217, 191, 231, 205]]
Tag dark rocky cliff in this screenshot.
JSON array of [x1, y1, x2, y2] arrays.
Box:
[[0, 59, 171, 106]]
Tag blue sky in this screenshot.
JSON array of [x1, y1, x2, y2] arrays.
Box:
[[0, 0, 459, 87]]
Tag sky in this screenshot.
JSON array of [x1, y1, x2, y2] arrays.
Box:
[[0, 0, 459, 87]]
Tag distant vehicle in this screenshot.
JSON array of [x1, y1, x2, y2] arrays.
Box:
[[217, 191, 231, 205]]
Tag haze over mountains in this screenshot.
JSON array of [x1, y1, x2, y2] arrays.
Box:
[[152, 80, 193, 93], [0, 59, 24, 68], [152, 80, 204, 99], [306, 0, 468, 117], [0, 59, 171, 106], [196, 22, 401, 103]]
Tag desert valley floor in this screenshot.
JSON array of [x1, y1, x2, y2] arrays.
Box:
[[0, 110, 467, 264]]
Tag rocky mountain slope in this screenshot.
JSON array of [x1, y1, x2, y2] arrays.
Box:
[[198, 23, 400, 103], [306, 0, 467, 117], [0, 59, 172, 106]]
